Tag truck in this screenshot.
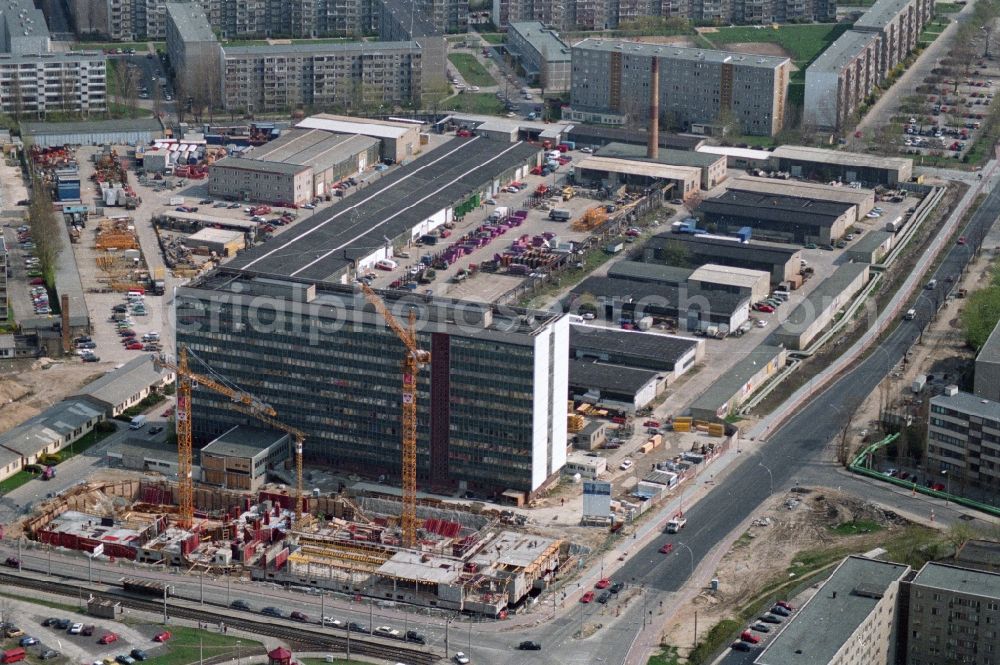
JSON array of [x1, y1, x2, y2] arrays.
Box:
[[129, 415, 147, 430], [489, 206, 510, 222], [885, 217, 902, 232], [549, 209, 571, 222], [666, 516, 687, 533], [912, 375, 927, 394]]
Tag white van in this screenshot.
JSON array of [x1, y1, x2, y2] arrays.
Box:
[[772, 290, 790, 301], [904, 309, 916, 320], [129, 415, 147, 430], [926, 279, 937, 290]]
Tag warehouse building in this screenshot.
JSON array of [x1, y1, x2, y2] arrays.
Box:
[[67, 354, 175, 417], [597, 142, 728, 190], [200, 425, 290, 492], [506, 22, 572, 92], [769, 146, 913, 186], [295, 114, 421, 165], [643, 233, 803, 285], [208, 158, 313, 207], [570, 276, 751, 333], [177, 269, 568, 499], [697, 190, 855, 245], [688, 344, 786, 420], [753, 556, 910, 665], [575, 156, 701, 201], [185, 228, 245, 257], [606, 261, 694, 286], [774, 262, 870, 350], [926, 387, 1000, 493], [20, 118, 164, 148], [0, 399, 105, 480], [229, 137, 539, 280], [974, 319, 1000, 402], [220, 40, 426, 115], [905, 562, 1000, 665], [210, 128, 380, 203], [688, 264, 771, 304], [568, 39, 791, 137], [569, 360, 663, 412], [696, 145, 773, 171], [844, 230, 894, 264], [725, 176, 876, 218], [569, 323, 704, 380], [567, 125, 706, 152]]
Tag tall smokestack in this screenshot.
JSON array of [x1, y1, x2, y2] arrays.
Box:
[[648, 57, 660, 159]]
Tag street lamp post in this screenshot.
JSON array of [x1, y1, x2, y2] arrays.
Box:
[[758, 460, 774, 495], [676, 543, 695, 578], [942, 469, 951, 503]]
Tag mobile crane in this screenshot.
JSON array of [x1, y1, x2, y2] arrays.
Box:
[[358, 283, 430, 548]]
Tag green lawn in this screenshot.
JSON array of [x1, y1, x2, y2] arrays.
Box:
[[831, 520, 883, 536], [447, 53, 496, 87], [935, 2, 965, 12], [71, 41, 159, 52], [701, 23, 851, 71], [441, 92, 505, 114], [480, 32, 504, 44], [141, 626, 262, 665]]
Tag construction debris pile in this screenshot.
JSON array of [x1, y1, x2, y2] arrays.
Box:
[[93, 217, 157, 293]]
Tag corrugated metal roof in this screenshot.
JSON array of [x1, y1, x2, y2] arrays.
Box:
[[577, 155, 701, 180]]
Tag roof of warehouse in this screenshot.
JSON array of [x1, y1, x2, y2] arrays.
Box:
[[249, 129, 379, 171], [597, 142, 723, 169], [567, 125, 706, 151], [854, 0, 913, 28], [777, 263, 869, 338], [229, 137, 540, 281], [166, 2, 217, 43], [202, 425, 289, 459], [646, 233, 802, 263], [698, 190, 852, 227], [806, 29, 881, 73], [20, 117, 163, 137], [688, 345, 785, 413], [158, 210, 258, 231], [296, 114, 417, 140], [572, 276, 749, 315], [697, 145, 773, 161], [754, 557, 910, 665], [577, 155, 701, 180], [573, 38, 789, 67], [569, 359, 661, 395], [0, 399, 104, 457], [912, 561, 1000, 599], [211, 156, 310, 175], [771, 145, 912, 171], [727, 176, 874, 207], [570, 324, 699, 365], [847, 229, 894, 256], [607, 260, 693, 284], [67, 354, 171, 411], [689, 264, 770, 288]]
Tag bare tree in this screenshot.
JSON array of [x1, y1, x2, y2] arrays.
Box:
[[28, 172, 63, 288]]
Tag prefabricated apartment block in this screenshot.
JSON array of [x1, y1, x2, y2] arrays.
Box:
[[506, 22, 572, 91], [567, 39, 791, 137]]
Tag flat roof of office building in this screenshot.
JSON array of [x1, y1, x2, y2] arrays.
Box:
[[574, 38, 789, 68], [854, 0, 913, 29], [607, 260, 693, 284], [597, 142, 723, 169], [509, 22, 571, 60], [688, 345, 785, 416], [727, 176, 874, 207], [929, 390, 1000, 423], [228, 138, 540, 282], [771, 145, 912, 171], [202, 425, 289, 459], [570, 324, 699, 365], [166, 2, 217, 43], [250, 129, 379, 172], [699, 190, 852, 227], [223, 40, 417, 57], [0, 0, 49, 41], [754, 556, 910, 665], [806, 30, 881, 73], [577, 155, 701, 181]]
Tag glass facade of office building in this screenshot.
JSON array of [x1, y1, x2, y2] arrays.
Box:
[[175, 272, 568, 497]]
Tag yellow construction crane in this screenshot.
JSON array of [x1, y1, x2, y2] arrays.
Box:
[[155, 346, 306, 528], [358, 283, 430, 548]]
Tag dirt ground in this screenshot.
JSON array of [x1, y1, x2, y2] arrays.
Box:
[[721, 42, 795, 60], [0, 359, 104, 433], [661, 488, 912, 653]]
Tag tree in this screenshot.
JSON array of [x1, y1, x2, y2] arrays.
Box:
[[28, 172, 62, 289], [659, 239, 691, 268]]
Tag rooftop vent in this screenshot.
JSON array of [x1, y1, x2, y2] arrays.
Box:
[[852, 584, 884, 600], [944, 384, 959, 396]]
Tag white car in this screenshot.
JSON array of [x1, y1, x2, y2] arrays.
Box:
[[580, 147, 594, 153], [69, 623, 83, 635], [469, 86, 480, 92], [755, 319, 768, 328], [322, 617, 344, 628], [619, 459, 634, 471], [374, 626, 401, 638], [454, 654, 471, 665]]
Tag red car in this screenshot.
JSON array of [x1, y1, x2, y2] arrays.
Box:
[[580, 591, 595, 603], [99, 633, 118, 645], [958, 236, 967, 245], [644, 420, 661, 428], [290, 611, 308, 622], [740, 631, 761, 644], [153, 632, 171, 643], [775, 601, 795, 611], [595, 578, 611, 589], [659, 543, 673, 554], [126, 342, 144, 350], [754, 303, 775, 313]]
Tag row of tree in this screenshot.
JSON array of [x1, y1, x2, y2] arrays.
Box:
[[27, 174, 63, 290]]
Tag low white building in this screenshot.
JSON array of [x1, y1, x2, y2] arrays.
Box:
[[563, 452, 607, 480]]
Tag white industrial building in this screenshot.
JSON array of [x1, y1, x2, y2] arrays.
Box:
[[774, 262, 870, 350]]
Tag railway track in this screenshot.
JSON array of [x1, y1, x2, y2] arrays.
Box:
[[0, 572, 439, 665]]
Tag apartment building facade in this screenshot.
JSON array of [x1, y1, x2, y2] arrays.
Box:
[[175, 271, 569, 498], [0, 237, 7, 322], [568, 39, 790, 137], [905, 562, 1000, 665], [927, 386, 1000, 493], [506, 22, 571, 91], [220, 41, 424, 114], [165, 3, 220, 107], [853, 0, 934, 72], [377, 0, 448, 92], [804, 30, 883, 130], [0, 52, 107, 117], [492, 0, 835, 30]]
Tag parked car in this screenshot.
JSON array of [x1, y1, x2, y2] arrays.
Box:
[[518, 641, 542, 650], [405, 630, 425, 644], [4, 557, 19, 568], [54, 619, 71, 630], [740, 631, 761, 644], [609, 582, 624, 594], [770, 606, 791, 617], [374, 626, 400, 638], [759, 614, 783, 624], [40, 651, 59, 661], [115, 655, 135, 665], [595, 578, 611, 589], [348, 623, 367, 633], [261, 607, 284, 618], [18, 637, 37, 647], [82, 626, 95, 636], [130, 650, 147, 661], [775, 600, 795, 611], [99, 633, 119, 645], [152, 632, 171, 643], [750, 622, 771, 633], [69, 623, 84, 634], [453, 653, 470, 665], [322, 617, 344, 628], [289, 611, 308, 622], [580, 591, 595, 603], [597, 591, 610, 604], [731, 641, 752, 652]]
